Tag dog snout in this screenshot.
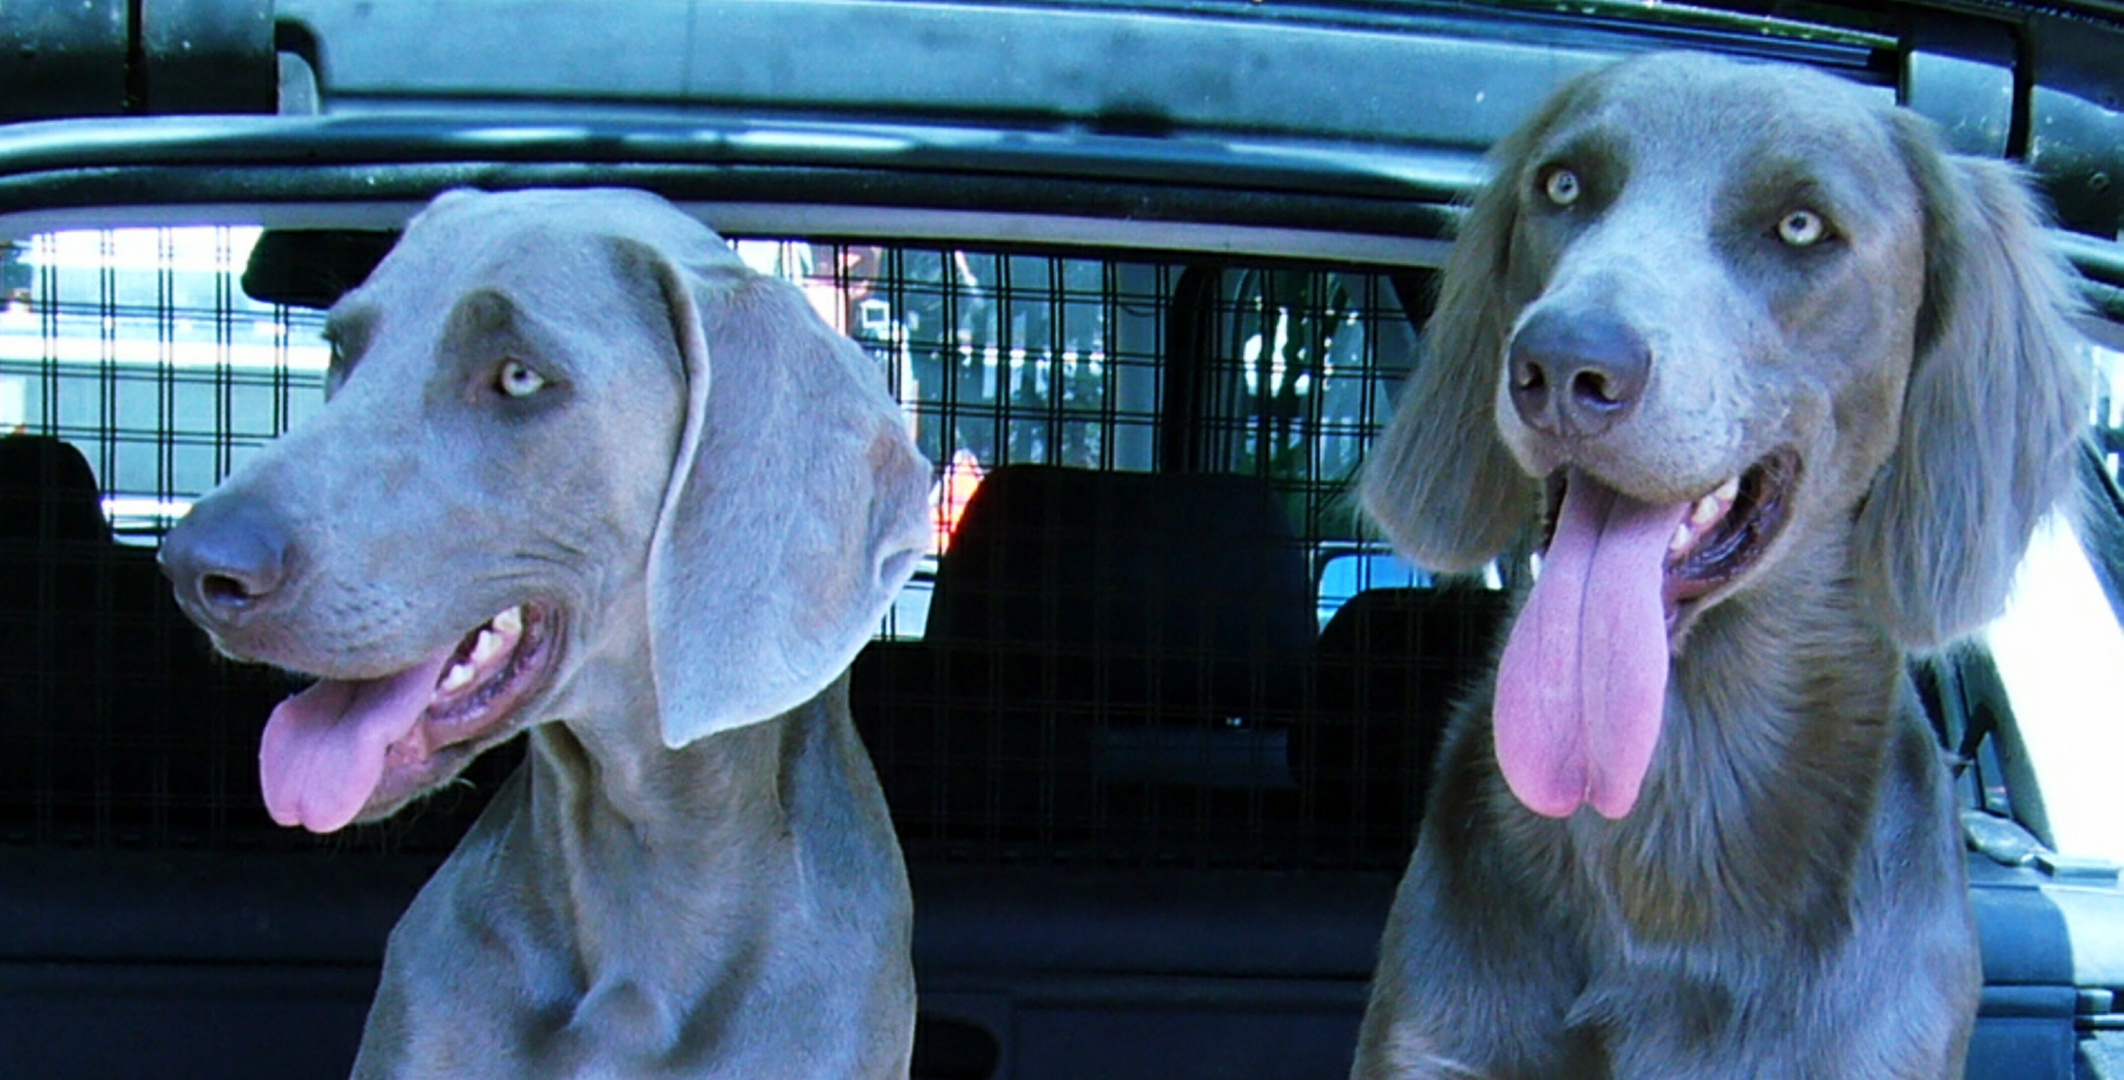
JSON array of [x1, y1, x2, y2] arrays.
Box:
[[1507, 309, 1651, 439], [159, 497, 295, 625]]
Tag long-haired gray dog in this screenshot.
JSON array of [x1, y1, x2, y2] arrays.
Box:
[[161, 189, 930, 1078], [1355, 53, 2087, 1077]]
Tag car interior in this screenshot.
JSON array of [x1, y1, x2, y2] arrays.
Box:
[[4, 2, 2124, 1078]]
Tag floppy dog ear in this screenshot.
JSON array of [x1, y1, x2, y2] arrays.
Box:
[[640, 251, 932, 748], [1358, 122, 1545, 572], [1855, 113, 2090, 650]]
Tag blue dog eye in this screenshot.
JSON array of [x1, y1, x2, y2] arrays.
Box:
[[1776, 209, 1829, 248], [495, 358, 548, 398], [1542, 167, 1582, 207]]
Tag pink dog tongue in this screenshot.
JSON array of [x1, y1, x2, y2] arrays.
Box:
[[259, 653, 450, 834], [1494, 473, 1684, 819]]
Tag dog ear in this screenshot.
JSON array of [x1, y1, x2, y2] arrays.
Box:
[[1855, 112, 2091, 650], [1358, 119, 1546, 572], [638, 247, 932, 748]]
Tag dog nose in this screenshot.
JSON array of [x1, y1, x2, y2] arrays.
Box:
[[1507, 310, 1650, 438], [159, 498, 295, 623]]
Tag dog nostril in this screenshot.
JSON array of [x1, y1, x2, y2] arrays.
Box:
[[1573, 369, 1623, 407], [160, 499, 294, 619], [200, 572, 258, 608], [1511, 348, 1552, 398]]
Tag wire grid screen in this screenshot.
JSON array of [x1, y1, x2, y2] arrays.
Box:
[[797, 254, 1479, 870], [2, 228, 1485, 868], [1198, 268, 1408, 565], [731, 241, 1178, 646], [734, 244, 1168, 479]]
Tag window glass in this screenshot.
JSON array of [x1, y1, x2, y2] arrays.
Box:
[[4, 228, 1436, 637], [0, 228, 330, 541], [739, 241, 1164, 474], [2094, 339, 2123, 482], [1987, 337, 2124, 862], [1200, 269, 1412, 536]]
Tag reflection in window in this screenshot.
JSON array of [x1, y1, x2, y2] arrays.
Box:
[[1201, 268, 1414, 547]]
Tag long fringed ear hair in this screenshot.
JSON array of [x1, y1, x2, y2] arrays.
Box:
[[1853, 112, 2091, 650], [635, 246, 933, 748], [1357, 85, 1588, 573]]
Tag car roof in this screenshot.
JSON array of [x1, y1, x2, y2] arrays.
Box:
[[1, 0, 2120, 313]]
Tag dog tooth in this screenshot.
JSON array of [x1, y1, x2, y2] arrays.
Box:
[[469, 628, 505, 666], [1690, 495, 1723, 526], [439, 662, 476, 693], [1714, 476, 1741, 503], [1671, 522, 1695, 554], [491, 606, 523, 637]]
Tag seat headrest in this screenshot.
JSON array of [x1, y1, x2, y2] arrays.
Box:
[[926, 464, 1313, 661], [1316, 586, 1512, 659], [0, 435, 112, 544]]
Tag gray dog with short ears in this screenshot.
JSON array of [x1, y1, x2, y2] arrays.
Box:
[[159, 188, 930, 1078], [1355, 54, 2088, 1077]]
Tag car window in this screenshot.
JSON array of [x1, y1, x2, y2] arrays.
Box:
[[4, 227, 1441, 640], [2097, 337, 2124, 483], [0, 228, 329, 541], [1988, 338, 2124, 865]]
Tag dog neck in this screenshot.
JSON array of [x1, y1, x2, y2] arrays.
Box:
[[527, 676, 852, 908], [515, 579, 848, 870], [456, 674, 868, 1006], [382, 671, 905, 1072], [1584, 526, 1907, 946]]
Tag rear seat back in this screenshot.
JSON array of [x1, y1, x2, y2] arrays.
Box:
[[1, 435, 114, 548], [0, 436, 303, 844], [1300, 585, 1512, 858], [1314, 586, 1510, 704], [925, 464, 1314, 704], [856, 464, 1316, 860]]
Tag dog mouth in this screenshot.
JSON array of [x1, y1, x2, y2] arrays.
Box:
[[257, 602, 562, 834], [423, 605, 556, 739], [1659, 451, 1799, 609], [1542, 449, 1799, 625], [1495, 451, 1799, 820]]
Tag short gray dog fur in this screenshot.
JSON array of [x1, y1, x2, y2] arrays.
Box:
[[160, 188, 931, 1078], [1355, 53, 2088, 1077]]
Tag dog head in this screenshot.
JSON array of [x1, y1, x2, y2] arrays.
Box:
[[1360, 52, 2088, 817], [159, 188, 932, 832]]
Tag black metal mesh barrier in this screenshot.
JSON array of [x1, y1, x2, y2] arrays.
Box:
[[0, 227, 1501, 869]]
